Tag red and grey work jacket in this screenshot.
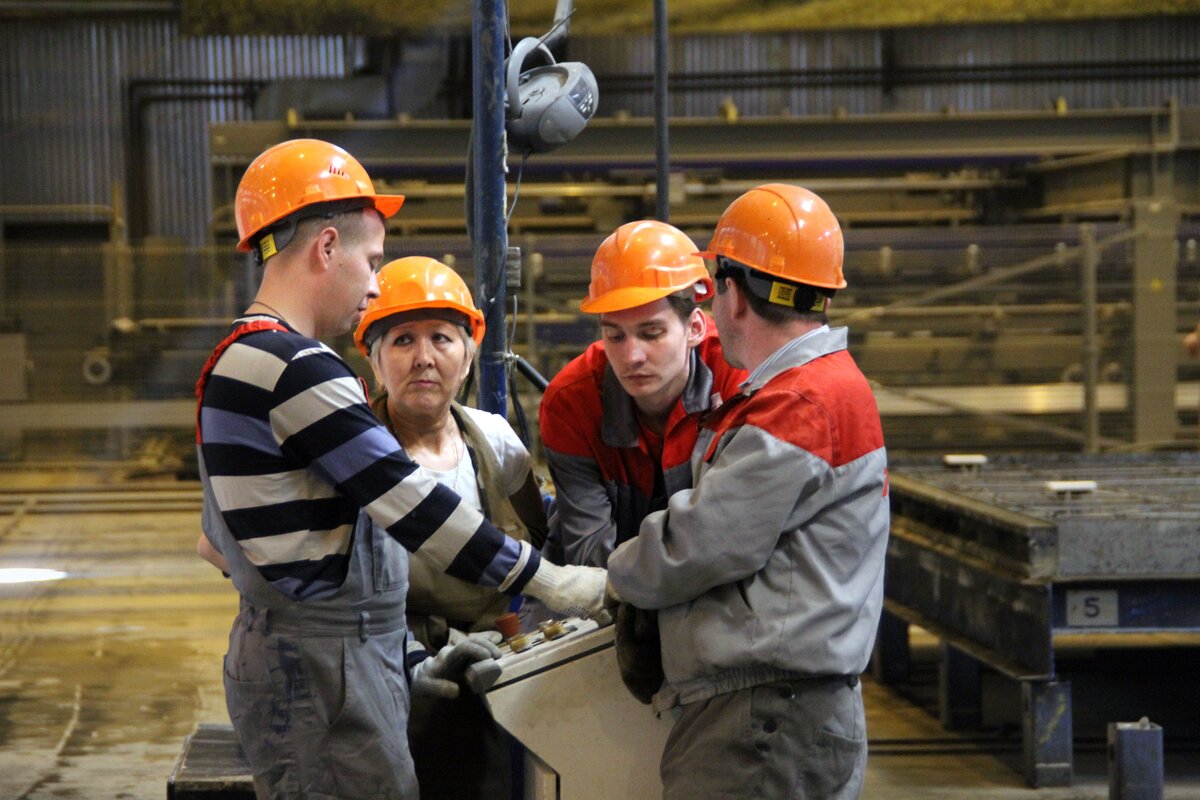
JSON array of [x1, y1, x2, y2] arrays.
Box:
[[538, 322, 746, 567]]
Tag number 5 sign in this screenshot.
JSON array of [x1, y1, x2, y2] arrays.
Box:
[[1066, 589, 1119, 627]]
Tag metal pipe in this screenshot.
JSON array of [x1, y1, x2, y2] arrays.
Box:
[[366, 174, 1024, 200], [525, 248, 541, 377], [653, 0, 670, 221], [0, 1, 174, 11], [112, 299, 1153, 332], [599, 59, 1200, 93], [125, 80, 262, 243], [0, 204, 116, 216], [542, 0, 574, 51], [511, 354, 550, 393], [830, 302, 1131, 320], [108, 182, 134, 323], [1080, 223, 1100, 453], [471, 0, 509, 415], [1021, 149, 1134, 173]]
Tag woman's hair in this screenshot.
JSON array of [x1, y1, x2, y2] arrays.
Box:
[[367, 311, 477, 393]]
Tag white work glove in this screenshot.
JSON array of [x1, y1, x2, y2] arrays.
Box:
[[603, 578, 623, 613], [410, 637, 502, 699], [523, 560, 608, 620]]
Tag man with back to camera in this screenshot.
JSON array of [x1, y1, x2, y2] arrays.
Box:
[[606, 184, 890, 799], [194, 138, 607, 799], [539, 219, 747, 569]]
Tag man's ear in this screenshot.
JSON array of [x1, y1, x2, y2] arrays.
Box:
[[728, 280, 750, 321], [686, 306, 706, 348], [313, 226, 339, 271]]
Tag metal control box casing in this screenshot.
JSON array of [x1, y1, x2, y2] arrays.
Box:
[[484, 622, 674, 799]]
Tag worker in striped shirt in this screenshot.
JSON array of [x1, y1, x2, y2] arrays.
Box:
[[195, 139, 606, 800]]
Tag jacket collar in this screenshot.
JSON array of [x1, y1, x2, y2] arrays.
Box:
[[600, 347, 715, 448], [740, 325, 848, 396]]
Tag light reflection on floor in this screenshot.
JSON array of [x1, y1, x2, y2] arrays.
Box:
[[0, 470, 236, 798]]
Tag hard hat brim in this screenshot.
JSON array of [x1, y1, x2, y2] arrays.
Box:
[[372, 195, 405, 219], [355, 301, 486, 357], [580, 285, 685, 314]]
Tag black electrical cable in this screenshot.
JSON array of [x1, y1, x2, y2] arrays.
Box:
[[506, 152, 529, 225], [507, 291, 520, 360], [508, 369, 533, 446]]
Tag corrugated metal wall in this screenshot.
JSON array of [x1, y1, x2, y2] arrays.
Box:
[[3, 14, 1198, 245], [574, 30, 884, 117], [886, 19, 1200, 112], [0, 15, 355, 244]]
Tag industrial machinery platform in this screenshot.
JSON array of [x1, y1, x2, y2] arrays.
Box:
[[878, 452, 1200, 786]]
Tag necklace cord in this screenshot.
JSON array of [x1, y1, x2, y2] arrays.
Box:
[[248, 300, 287, 321]]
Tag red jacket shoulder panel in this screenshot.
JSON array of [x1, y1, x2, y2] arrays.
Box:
[[713, 351, 882, 468], [539, 342, 607, 456]]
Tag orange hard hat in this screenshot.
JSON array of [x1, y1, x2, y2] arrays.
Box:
[[235, 138, 405, 255], [579, 220, 713, 314], [354, 256, 486, 356], [697, 183, 845, 290]]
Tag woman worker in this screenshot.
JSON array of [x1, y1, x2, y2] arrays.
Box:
[[354, 256, 546, 800]]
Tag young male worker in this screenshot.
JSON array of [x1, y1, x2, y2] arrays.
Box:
[[539, 219, 746, 569]]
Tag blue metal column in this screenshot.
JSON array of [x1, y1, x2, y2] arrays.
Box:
[[1108, 719, 1164, 800], [652, 0, 670, 221], [1022, 680, 1073, 787], [938, 642, 982, 730], [472, 0, 509, 415]]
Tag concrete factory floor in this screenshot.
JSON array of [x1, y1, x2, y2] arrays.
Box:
[[0, 464, 1197, 799]]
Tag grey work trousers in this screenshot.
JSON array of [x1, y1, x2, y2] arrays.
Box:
[[223, 610, 415, 800], [660, 676, 866, 800]]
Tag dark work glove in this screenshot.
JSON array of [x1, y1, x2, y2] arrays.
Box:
[[411, 638, 503, 699], [614, 603, 664, 705]]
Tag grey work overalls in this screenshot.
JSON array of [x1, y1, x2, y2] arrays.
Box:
[[197, 322, 418, 800]]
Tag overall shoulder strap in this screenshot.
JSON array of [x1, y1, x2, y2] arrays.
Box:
[[194, 319, 289, 443]]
